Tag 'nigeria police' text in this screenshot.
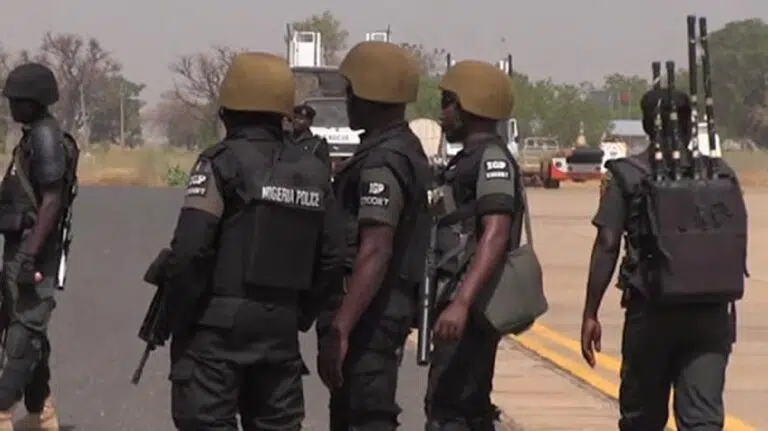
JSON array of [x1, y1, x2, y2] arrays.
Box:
[[261, 185, 321, 209]]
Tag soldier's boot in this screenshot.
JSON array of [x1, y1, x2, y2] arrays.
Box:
[[15, 396, 58, 431], [0, 408, 14, 431]]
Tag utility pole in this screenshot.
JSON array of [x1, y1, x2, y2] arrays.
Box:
[[119, 80, 125, 147]]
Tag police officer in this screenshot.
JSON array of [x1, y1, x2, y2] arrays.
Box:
[[292, 104, 331, 168], [161, 52, 343, 430], [580, 88, 740, 430], [0, 62, 79, 430], [316, 41, 432, 430], [424, 60, 519, 431]]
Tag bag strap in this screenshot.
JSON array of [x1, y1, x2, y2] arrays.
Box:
[[489, 138, 533, 247], [12, 146, 39, 209]]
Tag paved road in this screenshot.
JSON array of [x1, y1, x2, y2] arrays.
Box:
[[39, 187, 428, 430]]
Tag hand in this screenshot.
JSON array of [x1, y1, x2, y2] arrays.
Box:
[[580, 315, 602, 368], [317, 325, 348, 390], [434, 298, 470, 343]]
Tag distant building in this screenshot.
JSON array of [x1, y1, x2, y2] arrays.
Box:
[[606, 119, 648, 154]]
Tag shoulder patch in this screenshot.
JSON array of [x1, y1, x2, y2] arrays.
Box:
[[185, 158, 212, 197], [483, 159, 511, 180], [360, 180, 391, 208]]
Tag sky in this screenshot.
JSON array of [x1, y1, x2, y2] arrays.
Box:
[[1, 0, 767, 106]]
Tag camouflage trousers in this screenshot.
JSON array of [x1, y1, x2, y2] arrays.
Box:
[[0, 275, 56, 412]]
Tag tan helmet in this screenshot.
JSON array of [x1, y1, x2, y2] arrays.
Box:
[[439, 60, 515, 120], [218, 52, 295, 115], [339, 41, 419, 104]]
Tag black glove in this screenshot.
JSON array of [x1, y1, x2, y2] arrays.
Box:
[[6, 251, 37, 288]]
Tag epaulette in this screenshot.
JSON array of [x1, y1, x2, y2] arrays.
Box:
[[200, 142, 229, 160]]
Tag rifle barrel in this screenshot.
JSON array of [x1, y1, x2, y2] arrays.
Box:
[[417, 226, 437, 366], [130, 344, 153, 385]]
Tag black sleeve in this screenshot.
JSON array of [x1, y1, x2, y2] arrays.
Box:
[[28, 125, 67, 187], [591, 175, 626, 232], [316, 139, 331, 169], [164, 156, 227, 334]]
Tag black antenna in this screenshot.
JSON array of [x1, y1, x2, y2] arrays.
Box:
[[651, 61, 665, 181], [506, 54, 513, 77], [699, 16, 717, 179], [446, 53, 452, 72], [666, 61, 682, 180], [687, 15, 701, 178]]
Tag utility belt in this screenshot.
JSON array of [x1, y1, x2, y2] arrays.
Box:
[[197, 291, 299, 328]]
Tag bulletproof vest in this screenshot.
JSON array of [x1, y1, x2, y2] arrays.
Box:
[[607, 156, 748, 304], [333, 124, 432, 286], [209, 136, 329, 297], [0, 129, 78, 236], [433, 141, 523, 282]]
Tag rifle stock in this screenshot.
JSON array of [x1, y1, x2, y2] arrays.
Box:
[[417, 224, 438, 366], [131, 248, 171, 385]]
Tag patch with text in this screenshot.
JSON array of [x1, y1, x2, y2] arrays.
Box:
[[186, 173, 209, 196], [359, 181, 390, 208], [259, 184, 324, 210], [483, 159, 511, 180]]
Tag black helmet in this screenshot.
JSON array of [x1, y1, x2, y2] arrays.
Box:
[[2, 63, 59, 106]]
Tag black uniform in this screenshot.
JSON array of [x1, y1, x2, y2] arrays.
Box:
[[165, 125, 343, 431], [325, 121, 431, 430], [425, 134, 522, 430], [295, 130, 331, 169], [596, 151, 736, 431], [0, 115, 77, 411]]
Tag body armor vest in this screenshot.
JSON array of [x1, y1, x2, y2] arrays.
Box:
[[333, 128, 432, 287], [608, 157, 748, 304], [209, 139, 328, 297], [0, 131, 78, 237]]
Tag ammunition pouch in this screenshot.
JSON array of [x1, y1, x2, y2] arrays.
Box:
[[0, 209, 34, 233]]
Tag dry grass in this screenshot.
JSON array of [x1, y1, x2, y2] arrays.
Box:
[[0, 146, 765, 188], [0, 145, 197, 187], [76, 146, 196, 187]]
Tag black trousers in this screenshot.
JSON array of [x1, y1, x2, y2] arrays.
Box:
[[424, 310, 501, 431], [170, 300, 306, 431], [619, 301, 733, 431], [328, 317, 411, 431]]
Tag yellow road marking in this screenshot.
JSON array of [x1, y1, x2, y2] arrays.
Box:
[[518, 324, 756, 431], [531, 323, 621, 371]]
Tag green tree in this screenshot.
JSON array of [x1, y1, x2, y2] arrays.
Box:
[[399, 43, 447, 76], [89, 76, 146, 146], [601, 73, 650, 119], [705, 18, 768, 143], [400, 43, 446, 120], [513, 77, 611, 145], [289, 10, 349, 65], [407, 76, 441, 120]]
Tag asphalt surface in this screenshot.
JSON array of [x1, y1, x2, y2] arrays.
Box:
[[37, 187, 428, 430]]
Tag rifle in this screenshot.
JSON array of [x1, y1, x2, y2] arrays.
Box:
[[416, 224, 438, 366], [56, 132, 80, 290], [130, 248, 172, 385], [55, 182, 77, 290]]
